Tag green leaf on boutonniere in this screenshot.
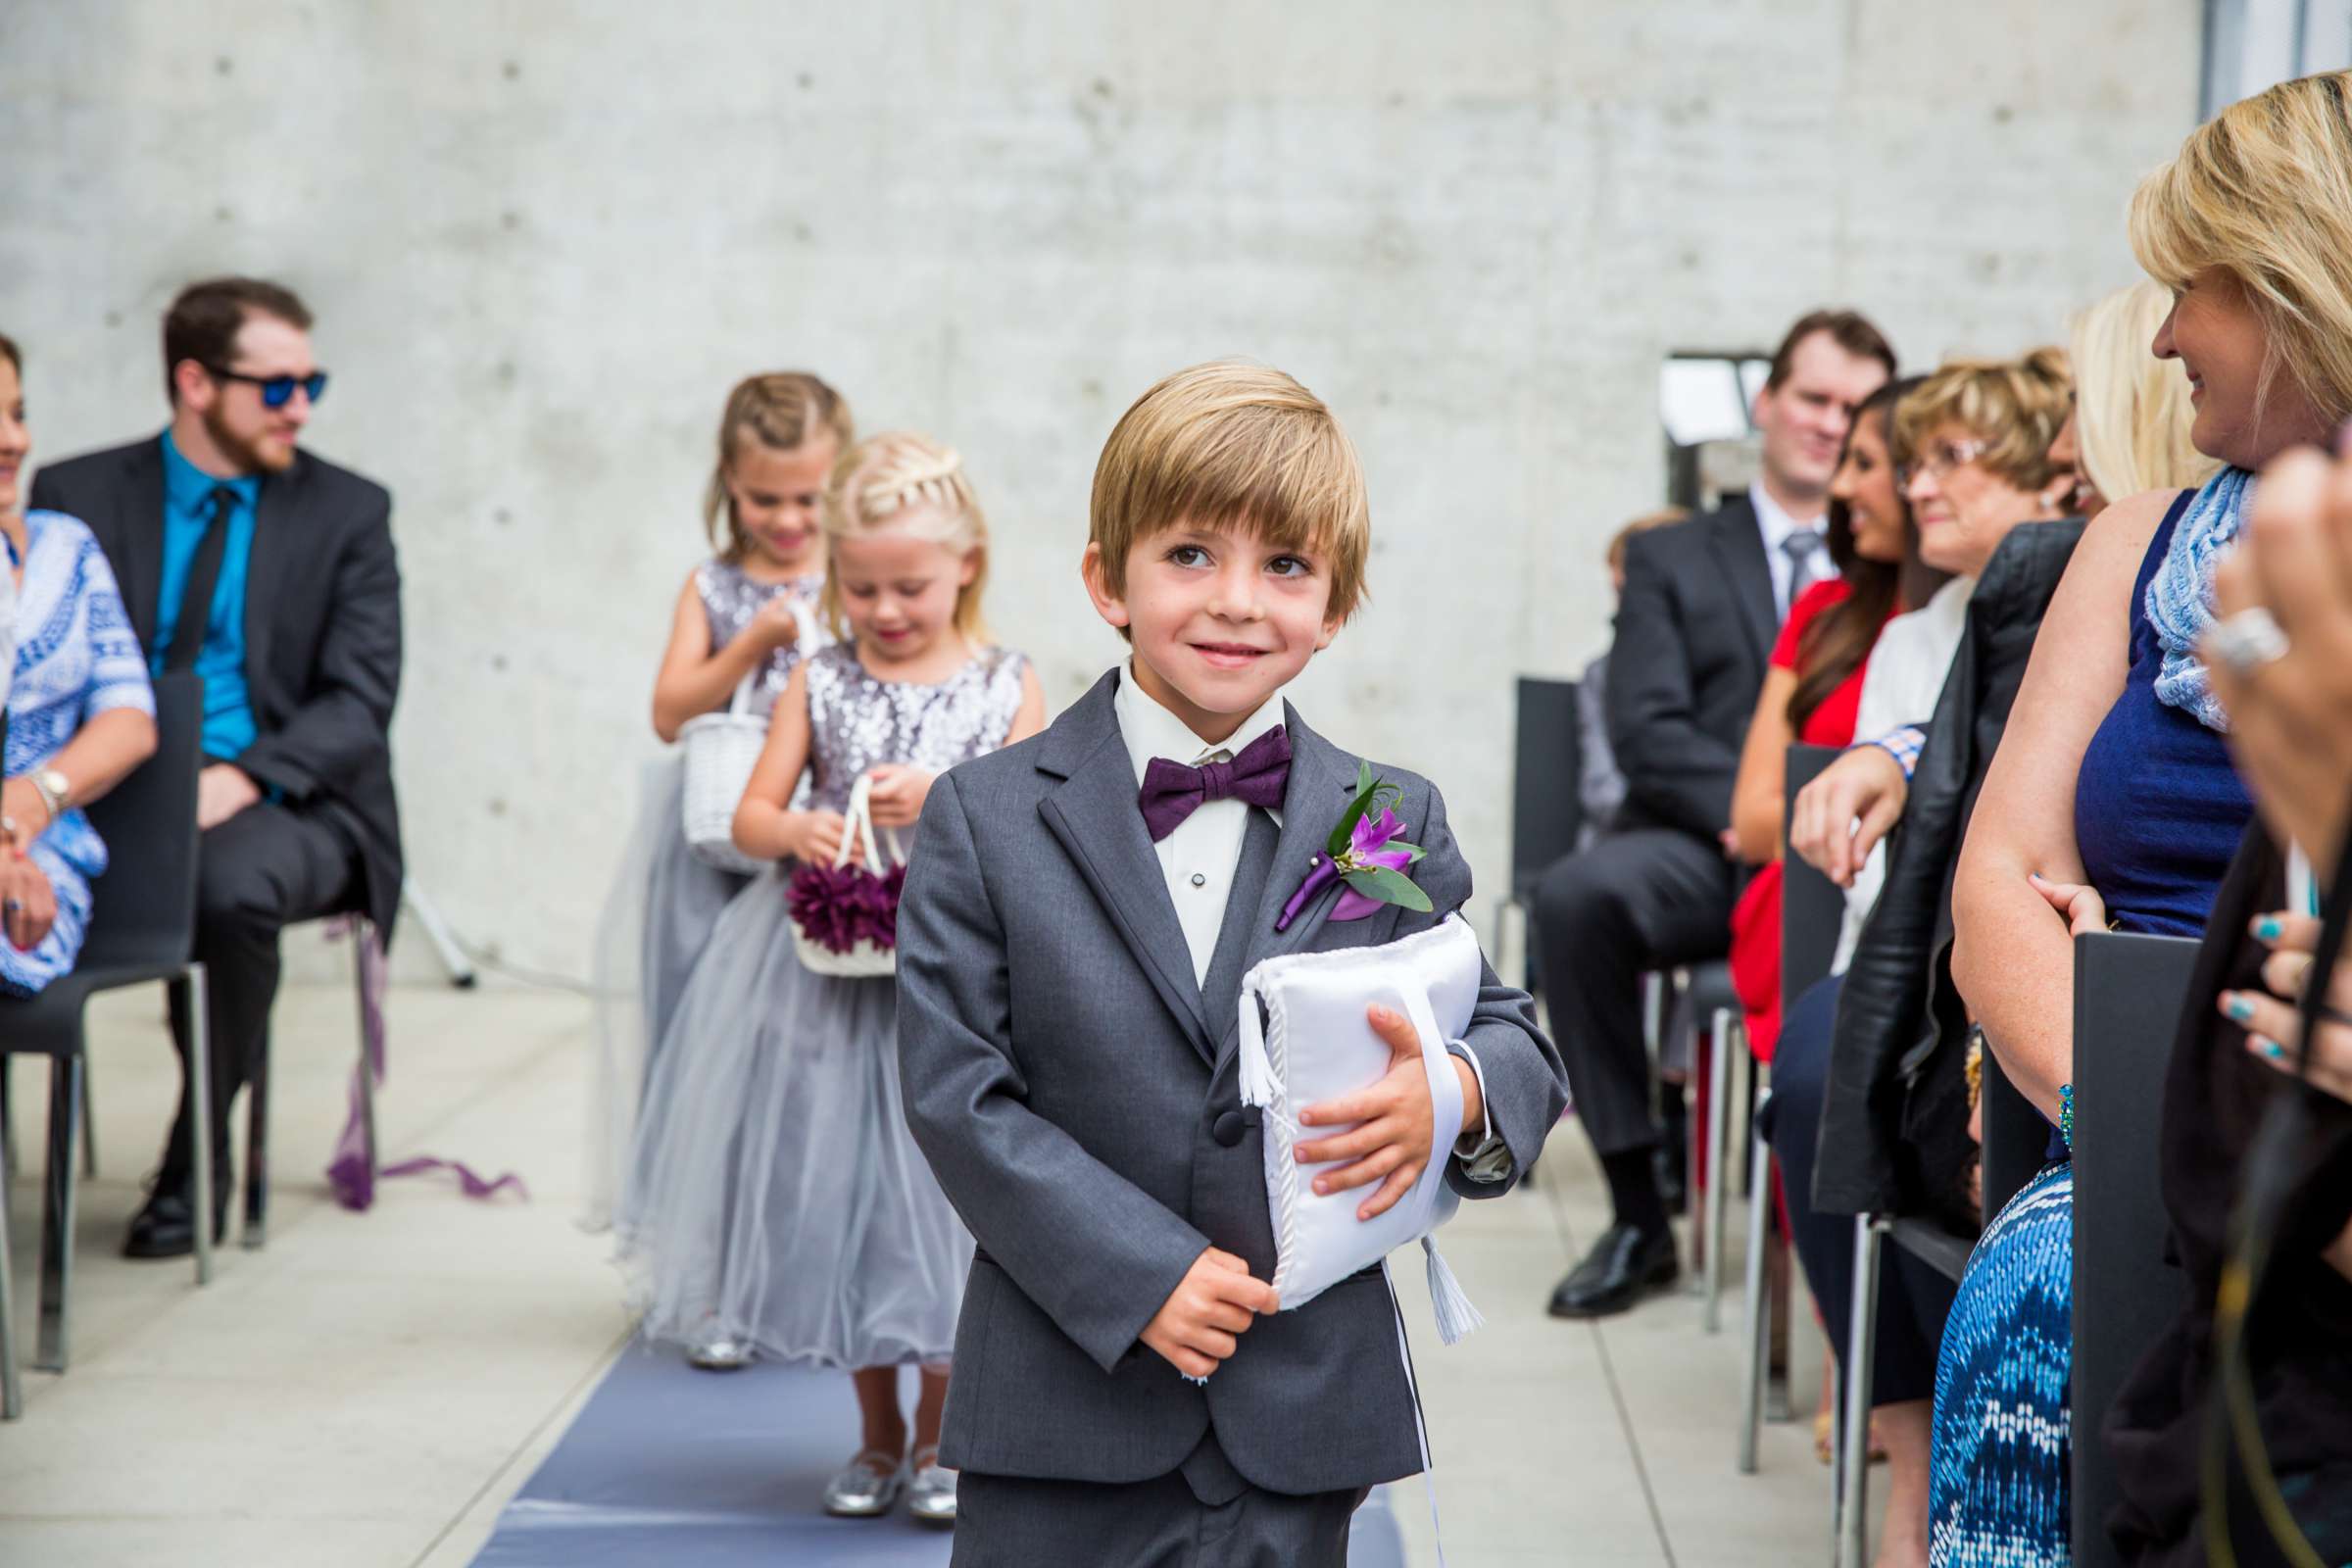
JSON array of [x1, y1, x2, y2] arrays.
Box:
[[1344, 864, 1434, 913]]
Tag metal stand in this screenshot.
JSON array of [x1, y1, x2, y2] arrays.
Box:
[[400, 881, 476, 990]]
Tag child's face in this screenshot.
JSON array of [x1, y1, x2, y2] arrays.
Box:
[[726, 432, 838, 571], [832, 523, 976, 665], [1085, 519, 1341, 742]]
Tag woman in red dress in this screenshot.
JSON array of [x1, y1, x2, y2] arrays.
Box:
[[1728, 377, 1945, 1062]]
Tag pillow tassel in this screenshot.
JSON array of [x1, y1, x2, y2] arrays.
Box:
[[1422, 1236, 1483, 1346]]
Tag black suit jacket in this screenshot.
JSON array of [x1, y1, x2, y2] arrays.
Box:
[[1811, 517, 2086, 1221], [29, 436, 404, 938], [1605, 495, 1778, 841]]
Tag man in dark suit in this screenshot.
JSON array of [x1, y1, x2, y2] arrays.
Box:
[[31, 277, 401, 1258], [1539, 310, 1892, 1318]]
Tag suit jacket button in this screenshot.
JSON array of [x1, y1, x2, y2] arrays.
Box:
[[1211, 1109, 1246, 1148]]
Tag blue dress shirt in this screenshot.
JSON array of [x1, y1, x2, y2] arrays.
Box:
[[155, 430, 261, 761]]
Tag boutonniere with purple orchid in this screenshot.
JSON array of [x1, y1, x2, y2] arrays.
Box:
[[1275, 761, 1434, 932]]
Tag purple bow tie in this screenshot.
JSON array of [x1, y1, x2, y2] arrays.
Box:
[[1139, 725, 1292, 842]]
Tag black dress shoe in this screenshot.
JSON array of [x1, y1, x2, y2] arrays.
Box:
[[122, 1176, 229, 1260], [1546, 1222, 1680, 1319], [1654, 1140, 1689, 1216]]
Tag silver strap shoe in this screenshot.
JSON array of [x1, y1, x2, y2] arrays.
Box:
[[906, 1446, 956, 1529], [821, 1451, 906, 1518], [684, 1331, 755, 1372]]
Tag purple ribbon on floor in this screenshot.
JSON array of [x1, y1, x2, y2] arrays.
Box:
[[323, 917, 528, 1210]]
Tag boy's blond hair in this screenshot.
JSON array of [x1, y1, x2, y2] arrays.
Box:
[[1090, 360, 1371, 627], [819, 431, 991, 642]]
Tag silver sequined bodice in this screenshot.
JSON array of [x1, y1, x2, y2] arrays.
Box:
[[694, 560, 828, 709], [803, 643, 1030, 813]]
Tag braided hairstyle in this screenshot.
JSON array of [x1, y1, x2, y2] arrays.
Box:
[[819, 431, 992, 642]]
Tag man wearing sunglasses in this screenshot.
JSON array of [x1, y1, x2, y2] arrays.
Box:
[[30, 275, 402, 1259]]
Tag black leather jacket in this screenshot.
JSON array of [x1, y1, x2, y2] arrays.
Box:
[[1811, 518, 2087, 1222]]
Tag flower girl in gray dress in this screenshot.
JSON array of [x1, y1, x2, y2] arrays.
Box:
[[619, 432, 1044, 1527], [587, 374, 848, 1250]]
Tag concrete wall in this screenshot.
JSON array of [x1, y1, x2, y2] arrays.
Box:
[[0, 1, 2202, 982]]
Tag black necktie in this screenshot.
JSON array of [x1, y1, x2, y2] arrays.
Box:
[[162, 486, 237, 673]]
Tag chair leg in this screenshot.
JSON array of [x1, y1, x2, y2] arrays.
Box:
[[1, 1057, 14, 1178], [1837, 1215, 1888, 1568], [1739, 1089, 1776, 1474], [0, 1105, 20, 1420], [35, 1054, 82, 1374], [1702, 1006, 1734, 1333], [355, 920, 381, 1191], [78, 1065, 96, 1178], [187, 966, 213, 1289]]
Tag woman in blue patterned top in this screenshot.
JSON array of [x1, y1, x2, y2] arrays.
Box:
[[0, 332, 158, 995], [1938, 74, 2352, 1566]]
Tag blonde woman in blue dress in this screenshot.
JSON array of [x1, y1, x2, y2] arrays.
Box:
[[619, 432, 1044, 1527]]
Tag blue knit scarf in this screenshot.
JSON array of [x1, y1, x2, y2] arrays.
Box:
[[2144, 465, 2254, 734]]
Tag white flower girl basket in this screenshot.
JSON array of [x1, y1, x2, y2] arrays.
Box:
[[788, 773, 906, 978], [678, 600, 816, 874], [1234, 912, 1486, 1345]]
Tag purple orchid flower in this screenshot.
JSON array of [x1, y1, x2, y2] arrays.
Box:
[[1275, 801, 1428, 932]]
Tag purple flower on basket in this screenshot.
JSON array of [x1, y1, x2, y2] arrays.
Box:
[[789, 861, 905, 956], [1275, 762, 1434, 932]]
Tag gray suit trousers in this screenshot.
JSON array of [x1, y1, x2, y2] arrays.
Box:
[[954, 1432, 1367, 1567]]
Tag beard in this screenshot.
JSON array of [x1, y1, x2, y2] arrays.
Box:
[[201, 401, 295, 474]]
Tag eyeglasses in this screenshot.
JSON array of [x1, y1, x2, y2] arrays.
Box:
[[205, 365, 329, 409], [1895, 437, 1988, 488]]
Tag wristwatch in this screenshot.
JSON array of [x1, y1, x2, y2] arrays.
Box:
[[30, 767, 69, 822]]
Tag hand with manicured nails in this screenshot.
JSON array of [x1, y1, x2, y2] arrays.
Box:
[[2028, 870, 2107, 937]]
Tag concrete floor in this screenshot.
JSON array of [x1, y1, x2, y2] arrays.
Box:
[[0, 969, 1862, 1566]]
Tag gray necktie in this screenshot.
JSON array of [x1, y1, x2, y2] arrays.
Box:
[[1781, 529, 1829, 610]]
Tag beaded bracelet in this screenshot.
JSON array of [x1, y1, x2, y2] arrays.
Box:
[[2058, 1083, 2075, 1152]]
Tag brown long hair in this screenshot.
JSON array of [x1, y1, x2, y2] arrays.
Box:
[[1788, 376, 1946, 730]]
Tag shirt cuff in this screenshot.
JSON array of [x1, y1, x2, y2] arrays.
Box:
[[1445, 1040, 1514, 1184], [1860, 724, 1928, 780]]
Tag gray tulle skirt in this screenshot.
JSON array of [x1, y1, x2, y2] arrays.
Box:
[[613, 865, 969, 1369], [586, 757, 750, 1232]]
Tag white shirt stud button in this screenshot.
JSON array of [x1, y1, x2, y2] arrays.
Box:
[[1191, 873, 1207, 888]]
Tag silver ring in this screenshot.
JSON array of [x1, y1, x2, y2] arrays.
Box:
[[2209, 607, 2290, 675]]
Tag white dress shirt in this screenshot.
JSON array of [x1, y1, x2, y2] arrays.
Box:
[[1749, 481, 1830, 621], [1111, 665, 1510, 1176]]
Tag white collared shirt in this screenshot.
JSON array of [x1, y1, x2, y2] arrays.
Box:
[[1748, 480, 1830, 621], [1113, 662, 1286, 987], [1111, 663, 1512, 1177]]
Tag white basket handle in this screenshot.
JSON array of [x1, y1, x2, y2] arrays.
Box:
[[724, 665, 760, 717], [789, 598, 821, 654], [835, 773, 906, 874]]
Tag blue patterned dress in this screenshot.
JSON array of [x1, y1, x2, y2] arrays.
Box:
[[1927, 494, 2253, 1564], [1, 510, 156, 997]]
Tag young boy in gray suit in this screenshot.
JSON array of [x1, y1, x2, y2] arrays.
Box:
[[898, 360, 1569, 1564]]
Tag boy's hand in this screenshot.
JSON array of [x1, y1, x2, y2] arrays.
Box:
[[1140, 1247, 1279, 1380], [1296, 1004, 1485, 1222]]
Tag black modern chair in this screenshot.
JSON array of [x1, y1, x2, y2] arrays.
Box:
[[1737, 744, 1841, 1461], [1836, 1002, 2061, 1564], [0, 671, 214, 1412], [1502, 675, 1583, 999], [2069, 930, 2198, 1568]]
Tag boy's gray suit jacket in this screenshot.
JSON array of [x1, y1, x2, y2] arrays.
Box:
[[897, 670, 1567, 1494]]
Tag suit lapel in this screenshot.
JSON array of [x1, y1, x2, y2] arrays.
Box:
[[243, 456, 305, 684], [1708, 497, 1779, 662], [1207, 707, 1362, 1066], [114, 442, 168, 652], [1036, 675, 1216, 1061]]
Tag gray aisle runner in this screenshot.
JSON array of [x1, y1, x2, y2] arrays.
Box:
[[471, 1339, 1408, 1565]]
